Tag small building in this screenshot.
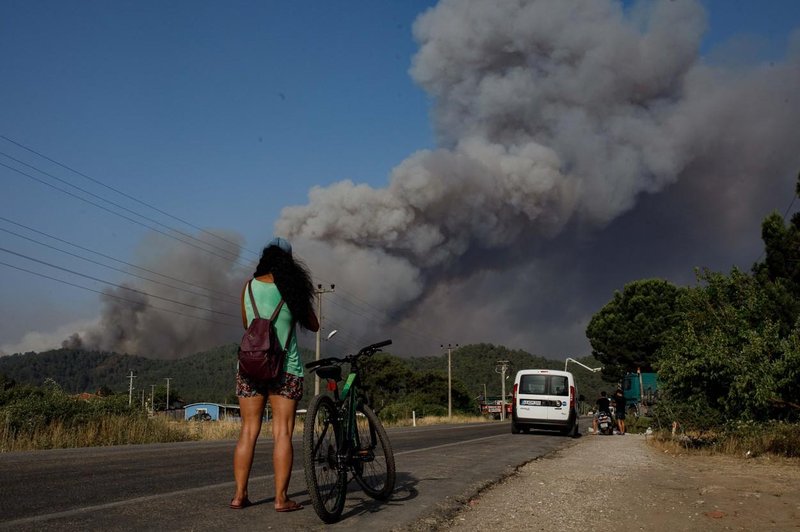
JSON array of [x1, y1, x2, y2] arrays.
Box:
[[184, 402, 241, 421]]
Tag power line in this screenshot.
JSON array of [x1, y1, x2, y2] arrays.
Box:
[[0, 160, 247, 266], [0, 225, 241, 305], [0, 150, 246, 262], [0, 260, 239, 327], [0, 215, 239, 301], [0, 247, 240, 319], [0, 135, 261, 259]]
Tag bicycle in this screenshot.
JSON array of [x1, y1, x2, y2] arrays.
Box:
[[302, 339, 396, 523]]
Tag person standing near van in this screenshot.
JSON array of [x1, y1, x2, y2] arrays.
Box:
[[230, 237, 319, 512], [613, 388, 626, 434]]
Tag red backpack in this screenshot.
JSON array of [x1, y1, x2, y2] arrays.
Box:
[[238, 280, 291, 382]]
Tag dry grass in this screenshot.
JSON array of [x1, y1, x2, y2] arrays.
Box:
[[2, 412, 499, 452], [646, 422, 800, 460], [1, 415, 188, 452], [174, 419, 243, 440], [385, 414, 495, 428]]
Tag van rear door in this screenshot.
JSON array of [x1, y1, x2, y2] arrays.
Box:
[[547, 374, 570, 423], [517, 374, 550, 421]]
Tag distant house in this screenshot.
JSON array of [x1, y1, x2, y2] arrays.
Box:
[[184, 402, 241, 421], [74, 392, 100, 401]]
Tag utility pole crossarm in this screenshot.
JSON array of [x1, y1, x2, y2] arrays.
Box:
[[564, 357, 602, 373]]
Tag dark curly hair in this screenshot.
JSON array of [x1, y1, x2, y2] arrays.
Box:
[[253, 245, 316, 330]]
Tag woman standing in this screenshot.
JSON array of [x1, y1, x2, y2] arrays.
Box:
[[230, 237, 319, 512]]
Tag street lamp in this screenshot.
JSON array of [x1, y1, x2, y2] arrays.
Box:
[[314, 283, 335, 395]]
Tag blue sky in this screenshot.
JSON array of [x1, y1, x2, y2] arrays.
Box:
[[1, 0, 799, 360]]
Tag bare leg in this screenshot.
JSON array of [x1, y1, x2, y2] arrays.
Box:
[[269, 393, 299, 510], [232, 395, 267, 505]]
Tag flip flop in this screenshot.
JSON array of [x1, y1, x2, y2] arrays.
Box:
[[229, 498, 252, 510], [275, 501, 303, 513]]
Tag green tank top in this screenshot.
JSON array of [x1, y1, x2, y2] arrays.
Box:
[[242, 280, 303, 377]]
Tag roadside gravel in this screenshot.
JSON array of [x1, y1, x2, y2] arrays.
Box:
[[422, 432, 800, 531]]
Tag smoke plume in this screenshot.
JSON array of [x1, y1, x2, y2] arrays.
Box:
[[65, 230, 246, 358], [277, 0, 800, 356], [69, 0, 800, 358]]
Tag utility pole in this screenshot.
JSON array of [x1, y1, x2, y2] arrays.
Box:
[[314, 283, 335, 396], [150, 385, 156, 415], [127, 371, 136, 406], [164, 377, 172, 411], [441, 343, 459, 418], [495, 360, 510, 421]]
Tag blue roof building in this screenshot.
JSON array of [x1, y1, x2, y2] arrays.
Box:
[[184, 402, 240, 421]]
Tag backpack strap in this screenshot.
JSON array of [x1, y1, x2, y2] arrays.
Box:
[[269, 300, 296, 352], [269, 299, 284, 321]]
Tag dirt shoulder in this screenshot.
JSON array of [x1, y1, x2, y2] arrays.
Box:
[[435, 432, 800, 531]]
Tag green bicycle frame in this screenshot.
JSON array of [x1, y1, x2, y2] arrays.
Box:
[[331, 368, 364, 461]]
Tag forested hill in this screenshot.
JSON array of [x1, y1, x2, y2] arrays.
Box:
[[0, 345, 328, 404], [0, 343, 609, 408], [403, 343, 607, 401], [0, 345, 247, 404]]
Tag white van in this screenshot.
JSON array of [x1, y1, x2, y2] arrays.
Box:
[[511, 369, 580, 437]]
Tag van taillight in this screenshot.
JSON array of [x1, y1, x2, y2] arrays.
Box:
[[512, 383, 518, 405], [569, 385, 575, 409]]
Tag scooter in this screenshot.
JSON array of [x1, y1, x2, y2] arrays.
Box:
[[596, 411, 614, 435]]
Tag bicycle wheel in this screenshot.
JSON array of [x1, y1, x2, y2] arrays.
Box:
[[352, 403, 396, 500], [303, 395, 347, 523]]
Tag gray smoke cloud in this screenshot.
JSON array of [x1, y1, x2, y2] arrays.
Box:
[[65, 230, 246, 358], [65, 0, 800, 359], [276, 0, 800, 357]]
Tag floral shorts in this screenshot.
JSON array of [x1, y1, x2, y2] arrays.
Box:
[[236, 369, 304, 401]]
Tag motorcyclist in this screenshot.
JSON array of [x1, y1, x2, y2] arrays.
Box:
[[592, 391, 612, 434]]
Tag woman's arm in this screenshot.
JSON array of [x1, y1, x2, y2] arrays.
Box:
[[240, 282, 248, 329]]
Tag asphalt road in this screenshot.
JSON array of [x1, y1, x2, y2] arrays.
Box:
[[0, 420, 586, 531]]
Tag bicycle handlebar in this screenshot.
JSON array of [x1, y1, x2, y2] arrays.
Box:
[[359, 339, 392, 353], [305, 339, 392, 371]]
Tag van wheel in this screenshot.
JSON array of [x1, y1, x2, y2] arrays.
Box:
[[511, 422, 521, 434]]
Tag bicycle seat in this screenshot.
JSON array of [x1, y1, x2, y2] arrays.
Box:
[[315, 365, 342, 382]]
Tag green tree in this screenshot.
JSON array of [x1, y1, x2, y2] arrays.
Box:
[[360, 353, 414, 412], [586, 279, 683, 381], [752, 210, 800, 335], [0, 373, 15, 391], [406, 370, 474, 414], [656, 268, 791, 426]]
